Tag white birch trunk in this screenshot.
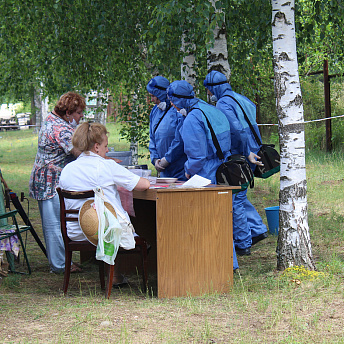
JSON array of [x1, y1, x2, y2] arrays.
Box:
[[207, 0, 231, 81], [33, 87, 49, 133], [272, 0, 315, 270], [94, 91, 107, 125], [181, 31, 197, 87]]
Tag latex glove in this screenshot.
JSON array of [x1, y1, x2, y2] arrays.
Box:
[[155, 159, 165, 172], [247, 152, 264, 166], [159, 157, 170, 168]]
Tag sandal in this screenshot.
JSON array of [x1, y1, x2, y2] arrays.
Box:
[[113, 275, 129, 288], [70, 263, 83, 273]]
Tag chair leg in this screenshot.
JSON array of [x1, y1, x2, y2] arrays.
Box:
[[105, 264, 114, 299], [135, 237, 148, 289], [99, 262, 105, 290], [63, 250, 72, 295], [15, 230, 32, 275], [140, 244, 148, 290]]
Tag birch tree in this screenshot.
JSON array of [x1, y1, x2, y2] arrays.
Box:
[[271, 0, 316, 270], [207, 0, 230, 80], [181, 32, 197, 87]]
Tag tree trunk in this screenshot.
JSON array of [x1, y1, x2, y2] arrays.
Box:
[[271, 0, 316, 270], [181, 31, 197, 87], [32, 87, 49, 134], [207, 0, 231, 80], [95, 91, 107, 125]]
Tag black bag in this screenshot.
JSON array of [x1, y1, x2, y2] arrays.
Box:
[[254, 144, 280, 179], [224, 95, 280, 179], [216, 154, 254, 193], [196, 108, 254, 193]]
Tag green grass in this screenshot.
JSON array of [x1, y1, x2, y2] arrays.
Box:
[[1, 126, 344, 343]]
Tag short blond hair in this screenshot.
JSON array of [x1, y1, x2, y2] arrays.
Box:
[[72, 122, 109, 152], [54, 92, 86, 117]]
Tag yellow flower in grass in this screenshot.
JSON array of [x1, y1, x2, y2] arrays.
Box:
[[281, 265, 327, 285]]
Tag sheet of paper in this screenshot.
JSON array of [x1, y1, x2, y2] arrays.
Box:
[[179, 174, 211, 188]]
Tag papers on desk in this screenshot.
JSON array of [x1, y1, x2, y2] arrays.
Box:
[[179, 174, 211, 188], [148, 174, 211, 189]]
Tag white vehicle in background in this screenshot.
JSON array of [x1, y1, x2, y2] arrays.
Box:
[[16, 112, 31, 130], [0, 104, 18, 130]]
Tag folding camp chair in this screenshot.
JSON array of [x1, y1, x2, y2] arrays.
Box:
[[0, 172, 32, 275], [0, 209, 32, 274]]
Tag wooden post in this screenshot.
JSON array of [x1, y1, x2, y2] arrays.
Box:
[[323, 59, 332, 152]]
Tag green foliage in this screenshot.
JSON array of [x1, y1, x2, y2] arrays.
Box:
[[302, 78, 344, 151], [2, 0, 344, 147], [296, 0, 344, 74]]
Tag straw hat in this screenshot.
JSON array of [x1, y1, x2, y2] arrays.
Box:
[[78, 199, 118, 246]]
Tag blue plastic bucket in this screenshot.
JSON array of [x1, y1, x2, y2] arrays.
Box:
[[265, 206, 279, 235]]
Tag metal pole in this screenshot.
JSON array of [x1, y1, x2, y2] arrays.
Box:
[[323, 59, 332, 152]]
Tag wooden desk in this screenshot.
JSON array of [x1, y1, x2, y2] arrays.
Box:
[[131, 185, 237, 298]]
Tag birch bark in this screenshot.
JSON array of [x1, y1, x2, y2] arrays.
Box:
[[181, 31, 197, 87], [271, 0, 316, 270], [207, 0, 230, 80]]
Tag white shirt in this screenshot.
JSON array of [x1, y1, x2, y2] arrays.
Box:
[[59, 151, 140, 241]]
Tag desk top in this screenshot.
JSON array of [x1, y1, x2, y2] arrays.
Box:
[[133, 184, 240, 201]]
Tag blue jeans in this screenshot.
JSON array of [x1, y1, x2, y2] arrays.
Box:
[[38, 194, 65, 273]]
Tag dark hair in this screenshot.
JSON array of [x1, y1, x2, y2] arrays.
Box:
[[72, 122, 109, 152], [54, 92, 86, 117]]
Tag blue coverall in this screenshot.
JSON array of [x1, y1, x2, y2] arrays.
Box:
[[167, 80, 239, 270], [147, 76, 187, 180], [204, 71, 267, 250]]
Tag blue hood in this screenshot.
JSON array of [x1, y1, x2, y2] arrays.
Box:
[[167, 80, 198, 113], [146, 76, 170, 102], [203, 71, 232, 100]]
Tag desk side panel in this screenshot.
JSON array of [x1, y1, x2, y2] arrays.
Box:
[[156, 189, 233, 298]]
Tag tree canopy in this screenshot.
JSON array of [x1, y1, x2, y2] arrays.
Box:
[[1, 0, 344, 109]]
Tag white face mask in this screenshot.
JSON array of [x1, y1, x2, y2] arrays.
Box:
[[69, 118, 78, 128], [157, 102, 166, 111], [210, 95, 217, 103], [178, 108, 187, 117]]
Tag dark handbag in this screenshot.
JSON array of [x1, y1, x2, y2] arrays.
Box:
[[224, 95, 280, 179], [216, 154, 254, 193], [253, 144, 280, 179], [196, 108, 254, 193]]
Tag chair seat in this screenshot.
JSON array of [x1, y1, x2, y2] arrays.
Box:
[[68, 240, 97, 251]]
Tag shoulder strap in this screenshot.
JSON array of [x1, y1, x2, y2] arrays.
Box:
[[223, 94, 262, 146], [191, 107, 225, 161], [153, 104, 171, 133]]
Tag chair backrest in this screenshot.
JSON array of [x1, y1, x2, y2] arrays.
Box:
[[56, 187, 94, 245]]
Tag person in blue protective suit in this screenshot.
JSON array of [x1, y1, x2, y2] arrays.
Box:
[[167, 79, 239, 270], [204, 70, 268, 256], [146, 76, 187, 180]]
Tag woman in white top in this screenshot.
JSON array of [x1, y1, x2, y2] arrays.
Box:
[[59, 122, 150, 284], [60, 122, 150, 240]]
